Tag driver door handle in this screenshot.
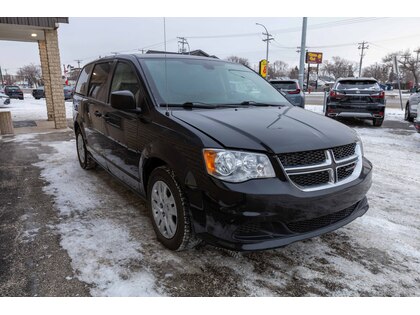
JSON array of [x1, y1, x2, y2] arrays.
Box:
[[94, 111, 102, 117]]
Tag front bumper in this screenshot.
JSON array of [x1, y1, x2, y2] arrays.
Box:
[[188, 157, 372, 251]]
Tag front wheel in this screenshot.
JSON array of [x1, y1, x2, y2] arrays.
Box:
[[373, 118, 384, 127], [75, 128, 96, 169], [147, 166, 199, 251]]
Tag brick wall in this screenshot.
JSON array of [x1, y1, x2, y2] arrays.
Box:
[[38, 29, 67, 129]]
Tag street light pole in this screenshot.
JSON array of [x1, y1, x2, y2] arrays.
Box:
[[256, 23, 274, 79], [298, 17, 307, 90]]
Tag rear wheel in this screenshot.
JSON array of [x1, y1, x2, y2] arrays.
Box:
[[372, 118, 384, 127], [147, 166, 200, 251], [405, 104, 414, 122], [75, 128, 96, 169]]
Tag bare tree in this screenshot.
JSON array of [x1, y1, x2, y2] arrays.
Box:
[[289, 66, 299, 79], [321, 56, 357, 79], [268, 60, 289, 79], [16, 64, 42, 87], [362, 62, 391, 82], [383, 49, 420, 86], [225, 56, 250, 67]]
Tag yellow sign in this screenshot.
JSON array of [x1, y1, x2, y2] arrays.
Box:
[[259, 59, 267, 78], [306, 52, 323, 64]]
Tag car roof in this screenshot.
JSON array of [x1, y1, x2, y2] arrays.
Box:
[[336, 77, 377, 82], [84, 53, 228, 68]]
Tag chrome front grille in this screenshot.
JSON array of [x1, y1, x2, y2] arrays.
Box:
[[289, 171, 331, 187], [279, 149, 326, 167], [332, 143, 356, 160], [278, 142, 362, 191]]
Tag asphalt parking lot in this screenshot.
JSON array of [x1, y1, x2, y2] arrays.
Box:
[[0, 104, 420, 297]]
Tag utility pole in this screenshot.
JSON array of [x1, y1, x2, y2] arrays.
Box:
[[298, 17, 308, 90], [358, 41, 369, 77], [177, 37, 190, 54], [256, 23, 274, 79], [74, 59, 82, 69], [0, 66, 4, 86]]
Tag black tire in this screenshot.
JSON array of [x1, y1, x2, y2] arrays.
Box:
[[75, 128, 96, 170], [147, 166, 200, 251], [405, 104, 414, 122], [372, 118, 384, 127], [19, 97, 24, 100]]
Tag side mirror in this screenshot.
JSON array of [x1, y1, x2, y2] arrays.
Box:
[[110, 90, 137, 111]]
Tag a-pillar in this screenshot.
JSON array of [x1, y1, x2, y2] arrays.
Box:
[[38, 28, 66, 129]]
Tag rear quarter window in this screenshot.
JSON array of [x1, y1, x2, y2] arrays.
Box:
[[75, 64, 93, 96]]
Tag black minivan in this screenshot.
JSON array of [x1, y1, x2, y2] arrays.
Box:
[[73, 54, 372, 251]]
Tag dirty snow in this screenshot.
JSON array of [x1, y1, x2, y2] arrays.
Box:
[[13, 105, 420, 296]]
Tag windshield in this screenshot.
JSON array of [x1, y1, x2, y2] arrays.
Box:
[[336, 80, 380, 91], [271, 81, 297, 90], [141, 58, 290, 106]]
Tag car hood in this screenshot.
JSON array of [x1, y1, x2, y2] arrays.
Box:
[[0, 92, 9, 98], [171, 106, 358, 153]]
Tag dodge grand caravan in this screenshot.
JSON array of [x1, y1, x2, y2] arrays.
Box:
[[73, 54, 372, 251]]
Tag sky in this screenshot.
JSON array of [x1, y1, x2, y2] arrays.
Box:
[[2, 17, 420, 75]]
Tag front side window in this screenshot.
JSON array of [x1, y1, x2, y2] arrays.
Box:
[[88, 62, 112, 102], [110, 62, 141, 106], [141, 58, 290, 106], [75, 64, 92, 96]]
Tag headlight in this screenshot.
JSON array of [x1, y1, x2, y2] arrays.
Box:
[[355, 134, 364, 156], [203, 149, 276, 182]]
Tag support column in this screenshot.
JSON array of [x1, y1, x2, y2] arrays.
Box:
[[38, 28, 66, 129], [38, 40, 54, 121]]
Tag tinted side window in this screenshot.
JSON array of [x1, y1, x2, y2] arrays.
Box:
[[75, 64, 92, 96], [110, 62, 142, 107], [88, 62, 112, 102]]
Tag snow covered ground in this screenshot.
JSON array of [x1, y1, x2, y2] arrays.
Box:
[[3, 98, 420, 296], [0, 94, 73, 121]]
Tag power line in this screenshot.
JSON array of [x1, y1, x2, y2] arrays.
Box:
[[185, 18, 387, 40]]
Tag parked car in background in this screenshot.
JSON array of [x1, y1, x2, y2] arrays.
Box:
[[4, 85, 24, 100], [269, 79, 305, 108], [63, 86, 74, 100], [32, 86, 45, 99], [73, 54, 372, 251], [0, 92, 11, 105], [405, 87, 419, 122], [415, 103, 420, 133], [325, 77, 385, 127], [32, 86, 74, 100]]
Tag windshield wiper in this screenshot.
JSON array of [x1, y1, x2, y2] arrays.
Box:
[[231, 101, 286, 107], [159, 102, 217, 109]]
